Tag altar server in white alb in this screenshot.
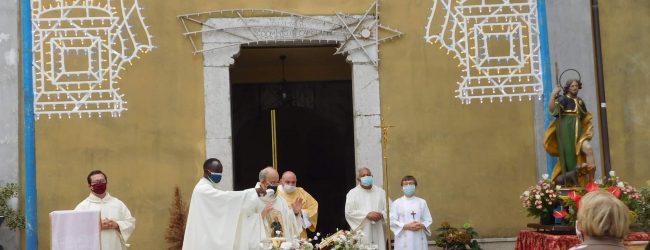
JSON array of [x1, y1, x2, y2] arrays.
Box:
[[389, 175, 433, 250], [183, 158, 266, 250], [75, 170, 136, 250], [345, 167, 387, 249]]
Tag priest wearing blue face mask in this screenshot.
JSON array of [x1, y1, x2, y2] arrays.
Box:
[[345, 167, 387, 249], [389, 176, 433, 250], [183, 158, 266, 250]]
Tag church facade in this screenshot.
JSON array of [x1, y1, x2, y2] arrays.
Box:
[[0, 0, 649, 249]]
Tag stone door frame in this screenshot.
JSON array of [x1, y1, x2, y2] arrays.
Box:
[[201, 16, 384, 190]]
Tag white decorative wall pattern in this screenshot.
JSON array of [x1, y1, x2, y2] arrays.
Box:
[[32, 0, 154, 119], [425, 0, 543, 104]]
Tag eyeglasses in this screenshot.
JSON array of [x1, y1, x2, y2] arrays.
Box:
[[91, 180, 107, 185]]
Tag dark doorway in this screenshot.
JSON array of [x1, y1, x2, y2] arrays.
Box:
[[230, 47, 357, 236]]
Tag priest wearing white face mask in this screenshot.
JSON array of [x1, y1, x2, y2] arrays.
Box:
[[389, 175, 433, 250], [183, 158, 266, 250], [277, 171, 319, 239], [345, 167, 387, 249], [255, 167, 304, 242]]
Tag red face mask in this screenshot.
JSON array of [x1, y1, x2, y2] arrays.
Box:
[[91, 183, 107, 194]]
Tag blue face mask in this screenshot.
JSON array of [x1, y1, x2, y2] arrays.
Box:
[[207, 171, 222, 184], [360, 176, 373, 186], [403, 185, 416, 197]]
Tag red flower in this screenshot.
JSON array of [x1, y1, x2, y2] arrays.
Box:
[[553, 210, 568, 219], [607, 186, 621, 198], [568, 191, 581, 201], [585, 182, 599, 192], [568, 191, 582, 209]]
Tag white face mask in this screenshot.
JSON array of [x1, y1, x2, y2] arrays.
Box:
[[260, 189, 276, 202], [283, 184, 296, 193]]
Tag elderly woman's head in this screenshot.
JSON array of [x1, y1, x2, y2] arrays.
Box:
[[577, 190, 630, 239]]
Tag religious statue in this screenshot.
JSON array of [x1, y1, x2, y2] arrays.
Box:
[[263, 210, 285, 238], [544, 77, 596, 187]]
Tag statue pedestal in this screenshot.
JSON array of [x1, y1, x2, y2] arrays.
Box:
[[527, 223, 576, 235], [558, 187, 583, 196]]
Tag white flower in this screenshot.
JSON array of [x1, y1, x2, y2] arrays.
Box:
[[523, 191, 530, 196], [609, 170, 616, 176], [316, 232, 321, 236], [535, 195, 541, 199], [617, 182, 625, 188], [542, 174, 549, 180], [556, 185, 561, 190]]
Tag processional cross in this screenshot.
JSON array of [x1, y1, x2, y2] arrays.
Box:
[[375, 118, 395, 250]]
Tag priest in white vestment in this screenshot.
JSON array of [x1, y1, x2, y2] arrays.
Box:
[[183, 158, 266, 250], [389, 176, 433, 250], [345, 167, 387, 249], [75, 170, 135, 250], [255, 167, 304, 243]]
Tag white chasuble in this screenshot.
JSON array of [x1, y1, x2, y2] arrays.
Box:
[[75, 193, 135, 250], [183, 178, 265, 250]]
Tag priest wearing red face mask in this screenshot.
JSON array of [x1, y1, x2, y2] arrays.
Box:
[[75, 170, 136, 250]]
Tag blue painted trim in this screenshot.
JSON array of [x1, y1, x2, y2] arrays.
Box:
[[537, 0, 557, 175], [21, 0, 38, 248]]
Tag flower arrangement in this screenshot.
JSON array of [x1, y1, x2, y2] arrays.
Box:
[[263, 238, 314, 250], [434, 222, 482, 250], [316, 230, 369, 250], [555, 171, 643, 225], [635, 183, 650, 231], [519, 174, 561, 220]]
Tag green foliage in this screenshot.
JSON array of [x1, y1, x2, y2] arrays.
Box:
[[635, 187, 650, 231], [434, 222, 482, 250], [0, 183, 25, 230]]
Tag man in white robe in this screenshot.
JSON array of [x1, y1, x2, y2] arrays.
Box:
[[255, 167, 303, 243], [183, 158, 266, 250], [345, 167, 387, 249], [389, 175, 432, 250], [75, 170, 135, 250]]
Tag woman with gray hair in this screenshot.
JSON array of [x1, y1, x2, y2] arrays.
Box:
[[570, 190, 630, 250]]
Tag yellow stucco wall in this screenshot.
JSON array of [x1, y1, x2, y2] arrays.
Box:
[[599, 0, 650, 188], [34, 1, 539, 249]]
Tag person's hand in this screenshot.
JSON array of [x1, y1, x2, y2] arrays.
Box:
[[101, 219, 119, 230], [403, 222, 417, 231], [291, 198, 304, 215], [262, 203, 274, 217], [552, 86, 562, 97], [366, 212, 382, 221], [403, 222, 424, 231]]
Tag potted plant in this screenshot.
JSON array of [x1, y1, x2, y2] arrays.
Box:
[[0, 183, 25, 230], [434, 222, 481, 250]]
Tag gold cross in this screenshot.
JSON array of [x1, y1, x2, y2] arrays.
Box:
[[374, 118, 395, 158]]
